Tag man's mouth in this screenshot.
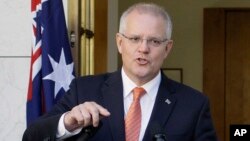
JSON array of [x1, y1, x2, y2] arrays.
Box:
[[136, 58, 148, 65]]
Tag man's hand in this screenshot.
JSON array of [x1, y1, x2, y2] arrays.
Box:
[[64, 102, 110, 131]]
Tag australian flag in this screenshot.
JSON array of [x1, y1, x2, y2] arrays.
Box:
[[27, 0, 74, 126]]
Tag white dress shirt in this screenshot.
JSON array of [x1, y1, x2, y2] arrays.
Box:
[[57, 68, 161, 140], [122, 68, 161, 141]]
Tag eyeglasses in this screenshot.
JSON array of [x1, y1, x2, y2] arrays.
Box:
[[120, 33, 169, 48]]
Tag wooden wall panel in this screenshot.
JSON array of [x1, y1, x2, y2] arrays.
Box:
[[203, 9, 226, 141], [94, 0, 107, 74], [204, 9, 250, 141], [226, 11, 250, 141]]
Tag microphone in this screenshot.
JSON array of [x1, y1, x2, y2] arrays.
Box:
[[76, 122, 103, 141], [151, 122, 167, 141]]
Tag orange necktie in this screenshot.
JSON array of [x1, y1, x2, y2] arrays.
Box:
[[125, 87, 146, 141]]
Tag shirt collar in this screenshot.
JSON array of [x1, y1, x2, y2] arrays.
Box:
[[121, 68, 161, 101]]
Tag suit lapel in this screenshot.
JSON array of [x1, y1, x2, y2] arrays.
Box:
[[143, 74, 177, 140], [101, 71, 126, 141]]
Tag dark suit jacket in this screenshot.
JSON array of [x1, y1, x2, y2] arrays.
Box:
[[22, 70, 217, 141]]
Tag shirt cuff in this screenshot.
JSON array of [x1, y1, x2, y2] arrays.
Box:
[[56, 113, 82, 140]]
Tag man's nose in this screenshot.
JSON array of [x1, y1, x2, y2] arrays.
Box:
[[138, 39, 150, 53]]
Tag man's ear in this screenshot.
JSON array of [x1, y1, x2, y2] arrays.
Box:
[[164, 40, 173, 59], [116, 33, 123, 54]]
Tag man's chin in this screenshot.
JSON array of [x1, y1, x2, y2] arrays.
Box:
[[134, 71, 151, 80]]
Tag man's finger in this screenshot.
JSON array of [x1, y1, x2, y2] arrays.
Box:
[[94, 103, 111, 117]]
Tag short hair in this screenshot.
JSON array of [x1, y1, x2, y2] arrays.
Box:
[[119, 3, 173, 39]]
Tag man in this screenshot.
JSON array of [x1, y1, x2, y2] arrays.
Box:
[[23, 2, 217, 141]]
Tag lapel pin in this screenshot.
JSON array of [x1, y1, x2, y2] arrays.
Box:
[[165, 99, 171, 104]]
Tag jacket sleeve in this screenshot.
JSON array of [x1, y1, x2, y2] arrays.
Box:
[[22, 114, 62, 141]]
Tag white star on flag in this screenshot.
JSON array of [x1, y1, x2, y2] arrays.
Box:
[[43, 48, 74, 97]]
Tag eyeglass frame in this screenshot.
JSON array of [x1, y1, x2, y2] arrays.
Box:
[[119, 33, 170, 48]]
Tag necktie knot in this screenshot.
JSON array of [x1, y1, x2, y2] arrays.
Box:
[[133, 87, 146, 101]]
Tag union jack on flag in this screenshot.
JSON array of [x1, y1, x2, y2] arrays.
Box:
[[27, 0, 74, 126]]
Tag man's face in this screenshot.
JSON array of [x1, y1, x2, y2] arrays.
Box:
[[116, 11, 173, 85]]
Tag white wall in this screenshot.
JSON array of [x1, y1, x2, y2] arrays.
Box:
[[0, 0, 30, 140]]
